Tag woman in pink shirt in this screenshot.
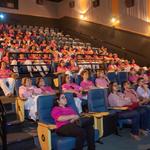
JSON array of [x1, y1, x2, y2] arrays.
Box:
[[62, 74, 83, 113], [51, 94, 95, 150], [0, 61, 16, 96], [36, 77, 56, 95], [62, 74, 82, 97], [19, 77, 42, 120], [95, 70, 110, 88], [138, 68, 149, 84], [80, 70, 95, 91], [69, 59, 79, 71], [107, 60, 117, 72], [128, 68, 139, 85], [57, 60, 68, 73]]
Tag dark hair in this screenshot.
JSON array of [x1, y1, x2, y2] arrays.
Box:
[[36, 77, 42, 87], [81, 69, 89, 77], [137, 77, 144, 84], [122, 81, 129, 92], [53, 93, 61, 107], [109, 81, 117, 93], [62, 74, 70, 85]]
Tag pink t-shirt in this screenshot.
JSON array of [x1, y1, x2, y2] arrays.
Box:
[[19, 85, 42, 99], [139, 74, 149, 83], [80, 80, 94, 91], [62, 83, 81, 92], [62, 83, 82, 98], [128, 75, 139, 83], [51, 106, 77, 128], [108, 92, 132, 107], [0, 69, 12, 78], [41, 86, 55, 94], [19, 86, 32, 99], [96, 78, 109, 88], [124, 89, 139, 103], [57, 66, 68, 72]]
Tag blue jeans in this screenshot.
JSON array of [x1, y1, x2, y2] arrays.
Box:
[[136, 107, 149, 130], [117, 110, 140, 135], [140, 105, 150, 129]]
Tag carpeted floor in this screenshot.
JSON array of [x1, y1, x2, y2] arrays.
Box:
[[88, 129, 150, 150]]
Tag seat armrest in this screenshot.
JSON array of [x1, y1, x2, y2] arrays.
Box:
[[108, 106, 128, 110], [82, 112, 109, 118], [38, 122, 57, 130]]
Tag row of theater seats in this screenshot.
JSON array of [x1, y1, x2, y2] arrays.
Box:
[[56, 71, 128, 92], [33, 88, 129, 150], [15, 75, 130, 150]]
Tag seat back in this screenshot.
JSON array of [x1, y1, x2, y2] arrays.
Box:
[[107, 72, 117, 83], [75, 75, 82, 85], [117, 72, 128, 85], [15, 78, 22, 96], [88, 88, 108, 112], [37, 95, 56, 124], [64, 92, 79, 114]]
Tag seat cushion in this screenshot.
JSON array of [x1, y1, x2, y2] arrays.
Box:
[[52, 129, 99, 150]]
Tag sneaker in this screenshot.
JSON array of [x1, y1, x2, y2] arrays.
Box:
[[139, 129, 149, 136], [130, 133, 141, 141]]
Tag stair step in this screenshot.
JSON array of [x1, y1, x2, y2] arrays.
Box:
[[6, 112, 17, 123], [0, 96, 16, 104], [0, 121, 38, 150]]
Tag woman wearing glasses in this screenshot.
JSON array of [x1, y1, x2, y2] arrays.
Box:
[[51, 94, 95, 150]]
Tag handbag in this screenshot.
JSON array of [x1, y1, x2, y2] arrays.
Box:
[[74, 115, 94, 127]]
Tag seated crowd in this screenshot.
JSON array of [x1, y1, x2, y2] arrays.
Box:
[[0, 23, 150, 149]]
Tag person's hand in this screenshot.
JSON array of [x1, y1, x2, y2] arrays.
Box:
[[70, 115, 79, 123]]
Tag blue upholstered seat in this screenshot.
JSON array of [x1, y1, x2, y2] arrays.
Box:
[[88, 88, 108, 112], [107, 72, 117, 83], [117, 72, 128, 85], [37, 93, 99, 150]]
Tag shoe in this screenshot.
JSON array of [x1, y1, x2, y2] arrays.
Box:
[[130, 133, 141, 141], [139, 129, 149, 136]]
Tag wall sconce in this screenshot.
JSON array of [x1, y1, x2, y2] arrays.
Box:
[[79, 14, 87, 20], [111, 17, 120, 27]]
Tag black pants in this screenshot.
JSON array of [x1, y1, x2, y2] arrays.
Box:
[[56, 123, 95, 150]]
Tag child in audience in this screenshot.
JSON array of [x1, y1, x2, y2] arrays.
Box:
[[0, 61, 16, 96], [95, 70, 110, 88]]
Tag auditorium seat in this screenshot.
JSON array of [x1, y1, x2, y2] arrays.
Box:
[[37, 93, 99, 150]]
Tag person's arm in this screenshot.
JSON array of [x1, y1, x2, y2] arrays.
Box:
[[57, 115, 79, 122], [108, 94, 125, 107]]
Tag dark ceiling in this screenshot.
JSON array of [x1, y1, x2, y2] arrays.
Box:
[[47, 0, 63, 2]]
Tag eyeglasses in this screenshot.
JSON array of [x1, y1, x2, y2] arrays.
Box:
[[60, 95, 66, 99]]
